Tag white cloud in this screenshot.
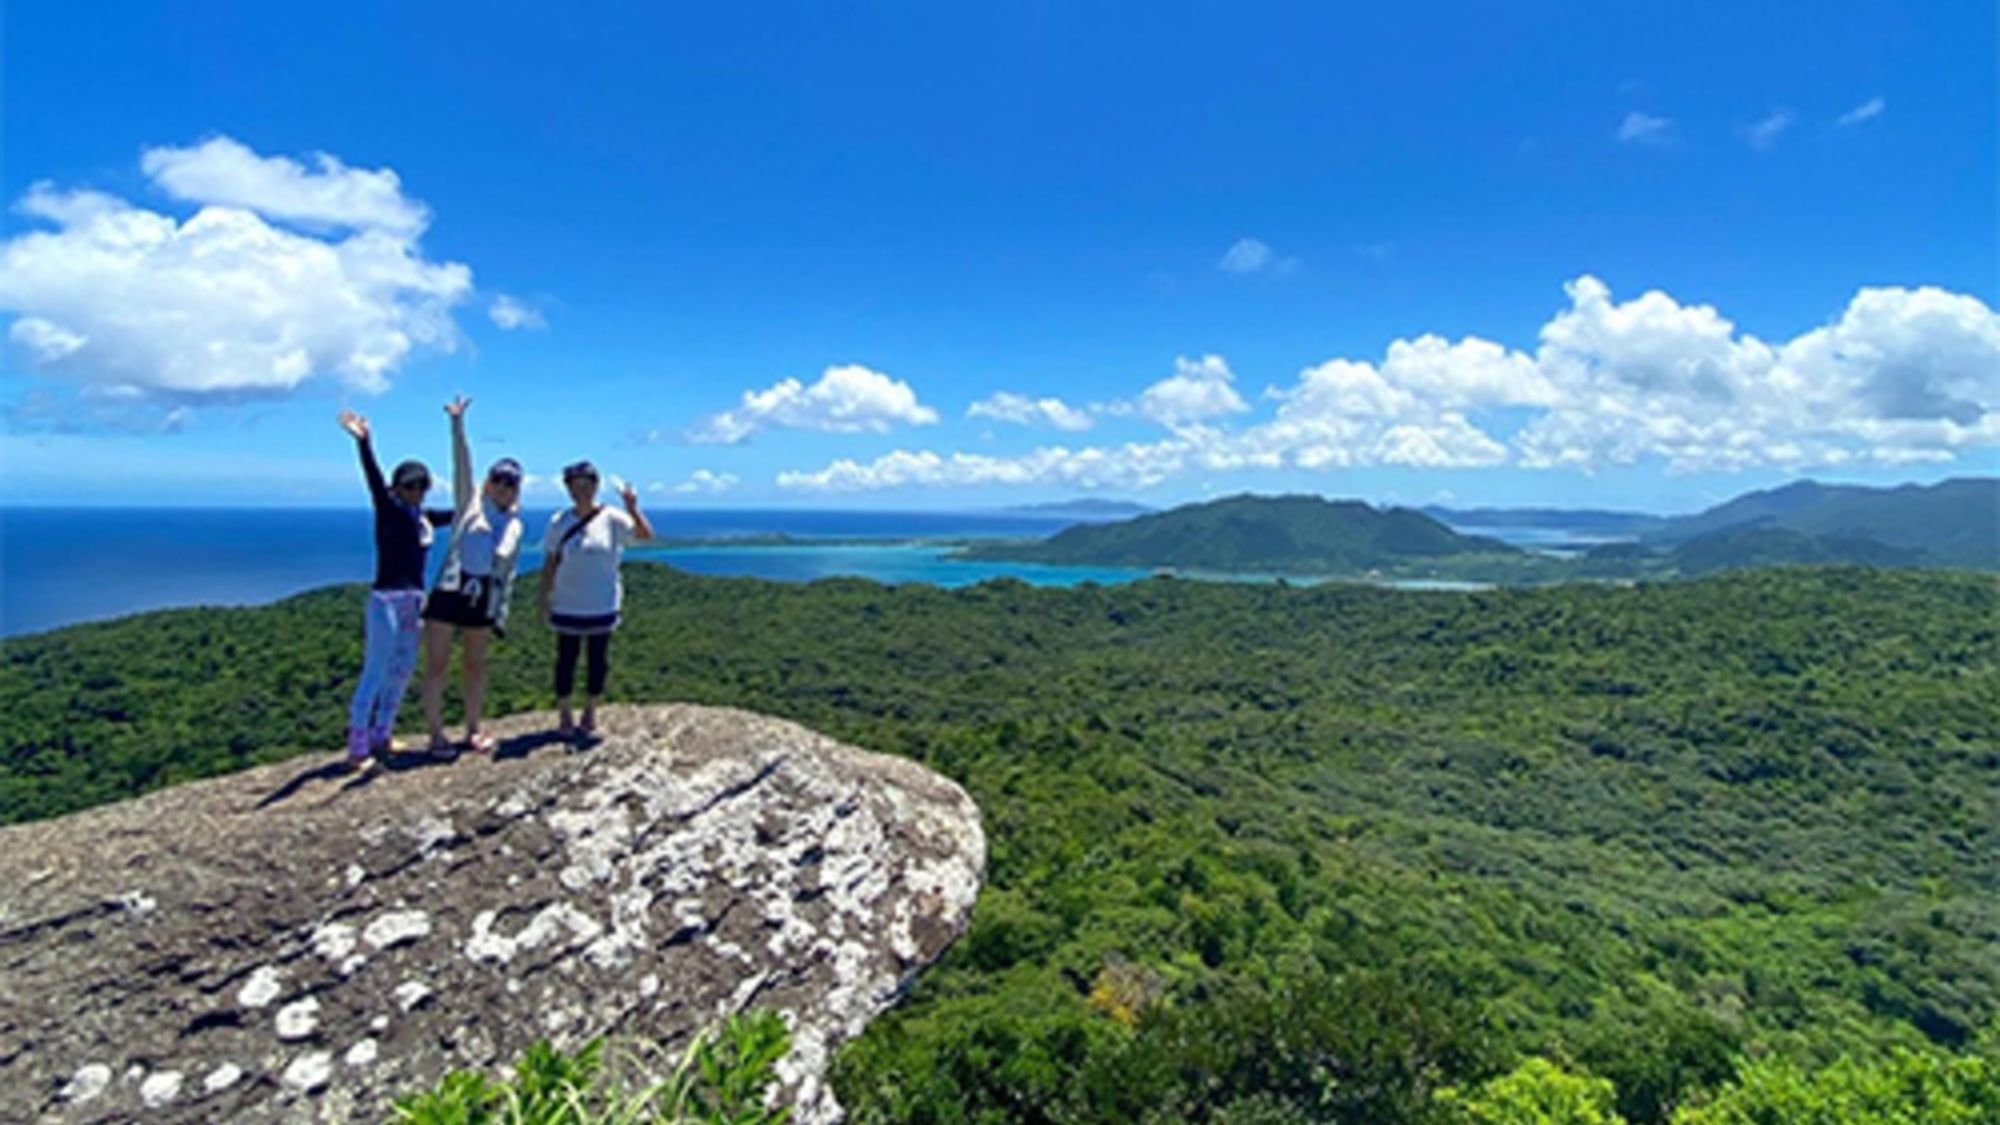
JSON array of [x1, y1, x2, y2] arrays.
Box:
[[773, 277, 2000, 490], [1837, 96, 1886, 126], [141, 136, 428, 235], [0, 138, 472, 409], [1137, 355, 1250, 426], [777, 437, 1202, 493], [1219, 238, 1273, 273], [1516, 276, 2000, 472], [1219, 237, 1299, 275], [487, 295, 546, 331], [1616, 112, 1673, 145], [966, 392, 1095, 431], [665, 468, 740, 494], [689, 364, 939, 444], [1743, 109, 1796, 150]]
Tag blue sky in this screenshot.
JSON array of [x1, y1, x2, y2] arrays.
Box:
[[2, 1, 1994, 512]]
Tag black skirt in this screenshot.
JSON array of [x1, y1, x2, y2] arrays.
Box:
[[422, 585, 497, 629]]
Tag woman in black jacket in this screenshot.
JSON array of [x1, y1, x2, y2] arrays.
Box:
[[338, 409, 454, 767]]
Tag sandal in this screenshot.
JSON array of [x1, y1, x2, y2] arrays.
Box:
[[465, 732, 497, 755], [425, 736, 460, 761]]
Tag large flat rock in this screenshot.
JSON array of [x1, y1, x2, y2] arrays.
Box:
[[0, 704, 985, 1122]]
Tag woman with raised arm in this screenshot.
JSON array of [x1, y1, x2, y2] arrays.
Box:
[[419, 395, 525, 757], [337, 409, 455, 769], [539, 460, 653, 742]]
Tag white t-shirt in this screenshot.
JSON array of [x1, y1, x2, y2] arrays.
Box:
[[544, 507, 636, 617]]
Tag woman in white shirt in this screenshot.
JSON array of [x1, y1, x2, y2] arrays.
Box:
[[539, 459, 652, 740], [418, 396, 524, 756]]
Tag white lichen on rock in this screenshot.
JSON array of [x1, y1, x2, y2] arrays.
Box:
[[362, 909, 431, 950], [394, 979, 434, 1011], [203, 1062, 243, 1093], [139, 1069, 183, 1107], [62, 1062, 111, 1103], [275, 997, 321, 1041], [237, 965, 284, 1009], [282, 1051, 333, 1093]]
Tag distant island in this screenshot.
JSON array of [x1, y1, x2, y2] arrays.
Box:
[[958, 493, 1550, 581], [995, 498, 1155, 520], [961, 478, 1998, 581]]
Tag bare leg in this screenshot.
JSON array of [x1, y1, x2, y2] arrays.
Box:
[[462, 627, 492, 751], [422, 620, 454, 747]]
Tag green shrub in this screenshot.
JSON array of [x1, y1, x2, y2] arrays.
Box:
[[1670, 1046, 2000, 1124], [391, 1010, 792, 1125], [1437, 1057, 1627, 1125]]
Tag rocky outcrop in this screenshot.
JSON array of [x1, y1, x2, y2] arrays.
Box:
[[0, 704, 985, 1123]]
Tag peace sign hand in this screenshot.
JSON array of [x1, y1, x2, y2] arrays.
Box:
[[444, 395, 472, 419]]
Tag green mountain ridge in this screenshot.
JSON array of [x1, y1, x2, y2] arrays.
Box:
[[962, 492, 1520, 573], [1644, 477, 1999, 569], [973, 479, 1999, 580]]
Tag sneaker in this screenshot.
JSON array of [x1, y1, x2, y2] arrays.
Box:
[[465, 732, 496, 755]]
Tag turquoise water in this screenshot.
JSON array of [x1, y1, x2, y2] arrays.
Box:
[[636, 541, 1148, 588]]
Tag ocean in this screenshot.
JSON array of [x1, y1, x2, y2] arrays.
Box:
[[0, 507, 1615, 638], [0, 507, 1142, 637]]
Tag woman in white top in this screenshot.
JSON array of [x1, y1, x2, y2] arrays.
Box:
[[418, 396, 525, 756], [539, 459, 652, 741]]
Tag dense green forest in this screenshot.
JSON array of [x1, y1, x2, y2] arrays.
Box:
[[4, 566, 1997, 1121]]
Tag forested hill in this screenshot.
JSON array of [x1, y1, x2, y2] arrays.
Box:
[[3, 565, 1996, 1121], [961, 492, 1518, 573], [1646, 476, 1999, 568]]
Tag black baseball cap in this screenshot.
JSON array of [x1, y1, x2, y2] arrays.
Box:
[[392, 460, 432, 490], [487, 458, 523, 486], [562, 459, 599, 482]]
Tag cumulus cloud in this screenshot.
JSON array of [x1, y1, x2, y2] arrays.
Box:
[[777, 438, 1204, 493], [1837, 96, 1886, 126], [1516, 277, 2000, 471], [0, 137, 472, 411], [646, 469, 740, 495], [1616, 112, 1674, 145], [488, 295, 546, 331], [1743, 109, 1796, 150], [967, 392, 1095, 431], [689, 364, 939, 444], [140, 136, 429, 234], [1137, 355, 1250, 426], [774, 277, 2000, 491]]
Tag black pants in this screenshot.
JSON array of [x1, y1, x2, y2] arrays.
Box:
[[554, 633, 611, 698]]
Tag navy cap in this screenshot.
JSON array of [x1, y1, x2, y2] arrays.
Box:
[[391, 460, 431, 490], [562, 459, 599, 482], [487, 457, 523, 486]]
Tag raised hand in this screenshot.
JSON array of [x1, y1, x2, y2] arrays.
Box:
[[620, 481, 639, 508], [444, 395, 472, 419], [338, 410, 370, 441]]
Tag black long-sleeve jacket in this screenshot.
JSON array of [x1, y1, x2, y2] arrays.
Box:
[[356, 436, 453, 591]]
